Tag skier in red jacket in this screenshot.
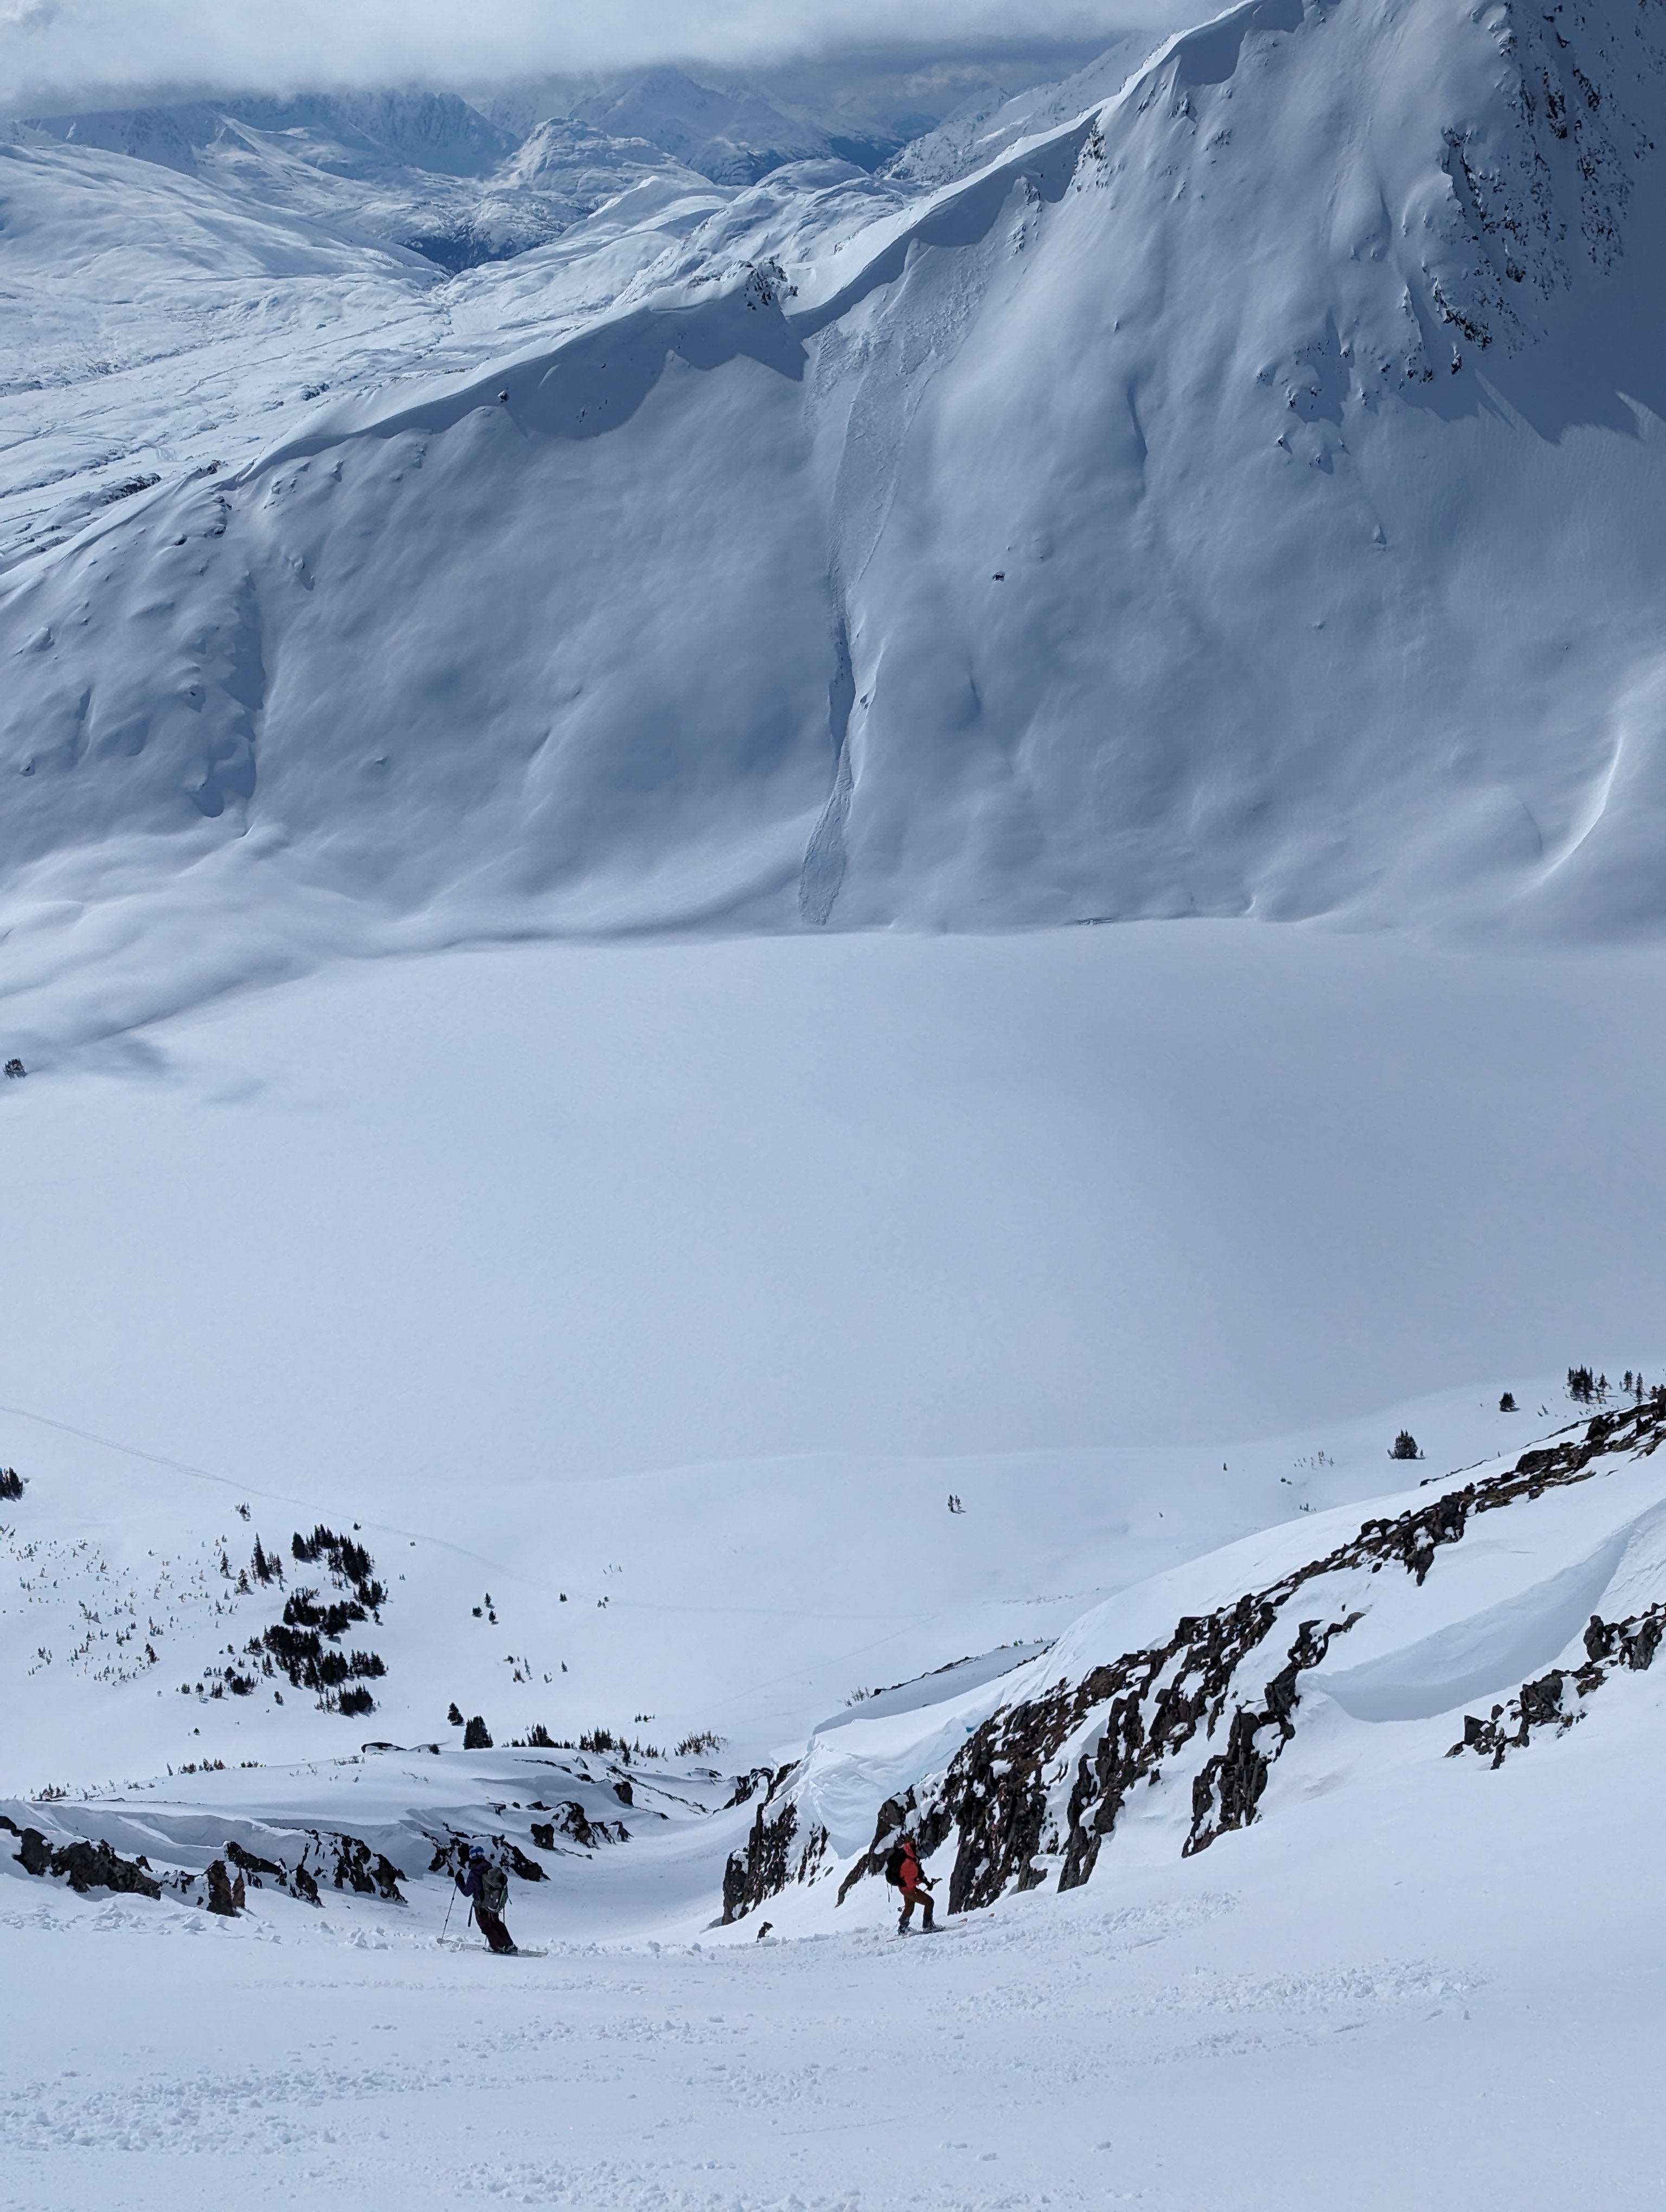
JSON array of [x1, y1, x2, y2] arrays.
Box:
[[895, 1832, 937, 1932]]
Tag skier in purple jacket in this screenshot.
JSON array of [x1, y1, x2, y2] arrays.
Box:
[[457, 1846, 516, 1953]]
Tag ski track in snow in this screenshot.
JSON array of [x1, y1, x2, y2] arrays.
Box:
[[0, 1838, 1622, 2211]]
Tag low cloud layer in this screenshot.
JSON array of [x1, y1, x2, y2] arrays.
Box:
[[1, 0, 1159, 114]]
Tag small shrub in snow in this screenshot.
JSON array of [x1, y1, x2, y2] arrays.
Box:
[[1390, 1431, 1421, 1461]]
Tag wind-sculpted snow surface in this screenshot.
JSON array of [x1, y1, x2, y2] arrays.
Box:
[[6, 0, 1666, 1017]]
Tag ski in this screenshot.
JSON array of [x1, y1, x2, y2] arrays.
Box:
[[437, 1938, 548, 1957]]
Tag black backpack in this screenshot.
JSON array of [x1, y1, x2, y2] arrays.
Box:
[[882, 1844, 908, 1889], [481, 1863, 509, 1913]]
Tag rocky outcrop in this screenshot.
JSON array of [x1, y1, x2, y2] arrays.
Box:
[[721, 1774, 828, 1925], [835, 1792, 954, 1906], [4, 1817, 162, 1899], [1450, 1600, 1666, 1766], [4, 1804, 411, 1910], [171, 1827, 399, 1907], [825, 1397, 1666, 1919], [427, 1830, 550, 1885], [205, 1858, 246, 1915], [526, 1803, 627, 1853], [225, 1835, 320, 1904], [281, 1829, 406, 1901], [723, 1764, 794, 1809]]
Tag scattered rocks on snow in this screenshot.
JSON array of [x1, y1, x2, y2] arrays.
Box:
[[527, 1803, 627, 1853]]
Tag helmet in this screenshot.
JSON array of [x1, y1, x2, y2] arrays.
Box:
[[469, 1846, 487, 1860]]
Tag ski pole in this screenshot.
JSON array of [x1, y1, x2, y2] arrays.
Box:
[[441, 1885, 456, 1944]]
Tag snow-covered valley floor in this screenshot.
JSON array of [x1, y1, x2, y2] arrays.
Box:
[[5, 922, 1666, 2208]]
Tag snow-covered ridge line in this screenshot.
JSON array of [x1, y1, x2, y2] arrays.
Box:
[[252, 0, 1295, 472], [9, 0, 1666, 980], [246, 105, 1114, 474], [722, 1393, 1666, 1926], [798, 0, 1300, 312]]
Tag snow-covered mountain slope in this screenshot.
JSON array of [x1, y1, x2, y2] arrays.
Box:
[[7, 0, 1666, 1009], [0, 133, 734, 572], [25, 91, 518, 181], [4, 1113, 1657, 1921], [15, 89, 716, 272], [4, 902, 1664, 2209], [4, 911, 1663, 1765], [768, 1392, 1666, 1910], [567, 67, 854, 184], [880, 29, 1163, 188], [7, 1373, 1664, 2209]]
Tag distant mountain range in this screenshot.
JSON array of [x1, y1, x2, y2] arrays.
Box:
[[7, 59, 1161, 272], [12, 83, 722, 271]]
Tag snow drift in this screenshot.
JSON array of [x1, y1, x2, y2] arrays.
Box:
[[5, 0, 1666, 1002]]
